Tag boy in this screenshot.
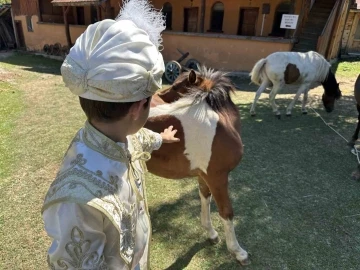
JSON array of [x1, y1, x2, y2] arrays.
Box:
[[42, 1, 178, 269]]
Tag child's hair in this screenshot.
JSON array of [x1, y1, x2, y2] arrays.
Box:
[[79, 96, 151, 123]]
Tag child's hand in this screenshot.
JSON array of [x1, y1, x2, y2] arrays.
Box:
[[160, 126, 180, 143]]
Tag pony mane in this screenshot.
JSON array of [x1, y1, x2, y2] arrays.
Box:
[[182, 66, 237, 113], [311, 51, 331, 83]]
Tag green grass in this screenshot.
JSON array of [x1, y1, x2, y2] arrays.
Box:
[[0, 53, 360, 269], [333, 57, 360, 78], [0, 81, 23, 179]]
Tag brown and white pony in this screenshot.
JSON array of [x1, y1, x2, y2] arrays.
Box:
[[250, 51, 342, 118], [144, 66, 249, 265]]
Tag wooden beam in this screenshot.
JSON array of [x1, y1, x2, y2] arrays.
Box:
[[37, 0, 42, 21], [105, 0, 111, 19], [347, 12, 360, 53], [63, 6, 72, 48], [97, 5, 101, 21], [328, 0, 351, 59], [10, 7, 20, 49]]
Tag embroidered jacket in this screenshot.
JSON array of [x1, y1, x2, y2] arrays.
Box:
[[42, 121, 162, 270]]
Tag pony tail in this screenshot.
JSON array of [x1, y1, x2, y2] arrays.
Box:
[[250, 58, 267, 85]]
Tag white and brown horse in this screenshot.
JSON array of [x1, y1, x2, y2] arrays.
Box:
[[145, 66, 249, 265], [250, 51, 342, 118]]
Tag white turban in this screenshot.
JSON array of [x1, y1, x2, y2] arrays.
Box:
[[60, 0, 165, 102]]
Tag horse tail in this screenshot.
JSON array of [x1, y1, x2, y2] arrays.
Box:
[[250, 58, 267, 85]]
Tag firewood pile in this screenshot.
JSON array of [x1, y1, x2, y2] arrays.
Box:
[[43, 43, 69, 57]]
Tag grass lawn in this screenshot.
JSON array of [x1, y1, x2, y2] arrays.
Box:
[[0, 52, 360, 269]]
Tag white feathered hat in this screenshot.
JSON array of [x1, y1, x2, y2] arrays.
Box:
[[60, 0, 166, 102]]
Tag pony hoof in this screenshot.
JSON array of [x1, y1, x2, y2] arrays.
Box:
[[208, 236, 220, 245], [250, 111, 256, 117], [286, 114, 291, 117], [276, 115, 281, 119], [348, 141, 355, 148], [239, 258, 251, 266], [302, 111, 308, 115]]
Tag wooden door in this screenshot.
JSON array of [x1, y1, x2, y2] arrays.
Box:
[[238, 8, 259, 36], [15, 21, 25, 49], [184, 7, 198, 32]]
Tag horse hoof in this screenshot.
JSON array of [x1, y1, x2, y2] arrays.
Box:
[[286, 114, 291, 117], [250, 113, 256, 117], [208, 236, 220, 245], [276, 115, 281, 119], [302, 111, 308, 115], [239, 258, 251, 266], [348, 141, 355, 148]]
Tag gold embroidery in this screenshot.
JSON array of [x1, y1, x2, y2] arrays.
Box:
[[54, 226, 108, 270], [47, 254, 55, 270], [135, 128, 158, 153], [44, 121, 154, 268]]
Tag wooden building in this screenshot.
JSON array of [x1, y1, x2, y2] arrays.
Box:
[[10, 0, 353, 72], [341, 1, 360, 55]]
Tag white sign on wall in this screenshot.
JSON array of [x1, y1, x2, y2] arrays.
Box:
[[280, 14, 299, 29], [356, 0, 360, 9]]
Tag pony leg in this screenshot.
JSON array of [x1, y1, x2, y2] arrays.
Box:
[[205, 173, 249, 265], [250, 78, 270, 116], [286, 84, 309, 116], [349, 104, 360, 147], [269, 83, 282, 118], [301, 90, 309, 114], [198, 176, 219, 243]]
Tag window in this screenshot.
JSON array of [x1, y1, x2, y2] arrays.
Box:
[[39, 0, 64, 23], [76, 7, 85, 25], [163, 2, 172, 30], [91, 5, 99, 24], [237, 8, 259, 36], [26, 16, 33, 32], [210, 2, 224, 32], [270, 2, 291, 37], [355, 19, 360, 40], [184, 7, 199, 32]]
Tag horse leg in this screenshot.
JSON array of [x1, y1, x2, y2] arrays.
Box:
[[204, 173, 249, 265], [269, 82, 282, 118], [286, 84, 309, 116], [349, 104, 360, 147], [250, 78, 270, 116], [301, 90, 309, 114], [197, 176, 219, 244]]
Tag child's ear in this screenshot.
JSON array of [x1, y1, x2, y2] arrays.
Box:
[[129, 99, 147, 120]]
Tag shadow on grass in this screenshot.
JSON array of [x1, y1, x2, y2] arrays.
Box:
[[0, 52, 62, 75], [164, 240, 210, 270], [149, 97, 360, 269]]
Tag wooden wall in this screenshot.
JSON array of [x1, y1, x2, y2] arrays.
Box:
[[12, 0, 39, 16], [342, 9, 360, 54]]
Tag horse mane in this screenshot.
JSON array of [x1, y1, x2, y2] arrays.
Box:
[[311, 51, 331, 83], [182, 66, 237, 113]]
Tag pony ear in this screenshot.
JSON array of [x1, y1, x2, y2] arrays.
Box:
[[188, 70, 197, 84]]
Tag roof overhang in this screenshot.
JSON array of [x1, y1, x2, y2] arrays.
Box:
[[51, 0, 107, 7]]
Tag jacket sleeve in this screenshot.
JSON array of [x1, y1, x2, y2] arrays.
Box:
[[135, 128, 163, 153], [43, 203, 114, 270]]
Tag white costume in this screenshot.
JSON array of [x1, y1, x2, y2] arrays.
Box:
[[42, 1, 166, 269]]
